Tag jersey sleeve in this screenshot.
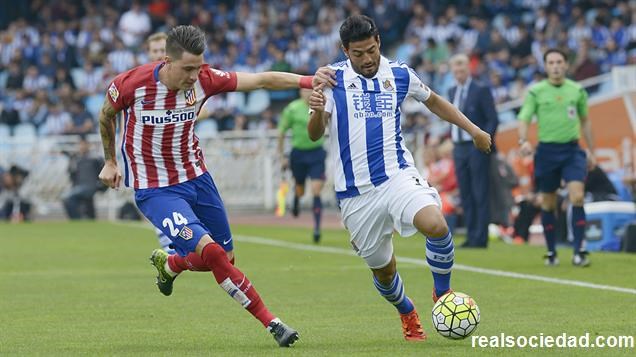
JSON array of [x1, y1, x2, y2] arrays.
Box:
[[518, 90, 537, 122], [577, 87, 589, 117], [199, 66, 238, 97], [107, 72, 136, 112], [406, 67, 431, 102]]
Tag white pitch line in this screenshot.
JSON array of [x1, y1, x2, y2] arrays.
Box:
[[111, 222, 636, 295], [235, 235, 636, 295]]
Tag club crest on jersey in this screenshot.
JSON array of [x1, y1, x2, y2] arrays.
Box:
[[185, 88, 196, 106], [383, 79, 393, 91], [108, 83, 119, 102], [178, 226, 193, 240]]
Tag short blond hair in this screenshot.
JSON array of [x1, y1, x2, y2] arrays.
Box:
[[147, 32, 167, 44]]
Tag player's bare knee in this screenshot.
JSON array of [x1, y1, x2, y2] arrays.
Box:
[[568, 189, 585, 205], [426, 219, 449, 239], [372, 256, 396, 285], [540, 193, 557, 211], [295, 185, 305, 197]]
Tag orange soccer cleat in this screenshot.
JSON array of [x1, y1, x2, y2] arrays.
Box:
[[400, 306, 427, 341], [432, 288, 454, 303]]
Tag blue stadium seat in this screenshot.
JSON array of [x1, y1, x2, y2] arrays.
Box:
[[13, 123, 37, 139], [243, 90, 270, 116], [195, 119, 218, 138], [0, 123, 10, 138]]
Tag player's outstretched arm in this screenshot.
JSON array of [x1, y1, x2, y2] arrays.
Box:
[[307, 84, 330, 141], [424, 91, 491, 153], [234, 72, 313, 91], [98, 96, 122, 189]]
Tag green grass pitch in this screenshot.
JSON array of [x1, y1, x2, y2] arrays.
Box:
[[1, 222, 634, 356]]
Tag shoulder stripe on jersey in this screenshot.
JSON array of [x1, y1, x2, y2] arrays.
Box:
[[333, 70, 359, 198], [391, 67, 410, 169], [360, 78, 389, 187]]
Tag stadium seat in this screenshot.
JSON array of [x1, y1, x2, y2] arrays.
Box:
[[0, 123, 10, 138], [0, 71, 8, 89], [226, 92, 246, 113], [13, 123, 37, 139], [243, 90, 270, 116], [195, 119, 218, 138], [85, 94, 103, 119]]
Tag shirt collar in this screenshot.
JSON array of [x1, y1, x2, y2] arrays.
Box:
[[457, 76, 472, 90]]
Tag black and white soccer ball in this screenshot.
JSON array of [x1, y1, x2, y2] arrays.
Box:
[[431, 291, 480, 339]]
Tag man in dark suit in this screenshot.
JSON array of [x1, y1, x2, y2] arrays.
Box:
[[448, 54, 499, 248]]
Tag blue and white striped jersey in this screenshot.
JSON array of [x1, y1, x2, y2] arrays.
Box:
[[323, 56, 431, 199]]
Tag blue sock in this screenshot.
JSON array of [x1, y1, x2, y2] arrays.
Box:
[[425, 232, 454, 298], [571, 206, 586, 253], [312, 196, 322, 232], [373, 273, 414, 314], [541, 210, 557, 253]]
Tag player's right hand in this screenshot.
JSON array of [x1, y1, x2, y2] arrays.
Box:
[[472, 129, 492, 153], [520, 141, 533, 156], [281, 157, 289, 171], [99, 160, 122, 189], [309, 83, 326, 112]]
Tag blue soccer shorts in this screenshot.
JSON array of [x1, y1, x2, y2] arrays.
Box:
[[289, 147, 326, 186], [534, 142, 587, 193], [135, 172, 233, 256]]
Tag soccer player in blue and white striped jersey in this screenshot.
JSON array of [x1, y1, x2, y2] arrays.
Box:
[[308, 15, 491, 341]]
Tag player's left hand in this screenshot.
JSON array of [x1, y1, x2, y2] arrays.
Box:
[[472, 130, 492, 153], [313, 67, 337, 88]]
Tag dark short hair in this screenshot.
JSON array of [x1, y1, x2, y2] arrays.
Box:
[[166, 25, 206, 59], [339, 15, 379, 48], [543, 48, 567, 62]]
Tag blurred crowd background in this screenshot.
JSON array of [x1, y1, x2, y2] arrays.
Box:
[[0, 1, 634, 238], [1, 0, 635, 136]]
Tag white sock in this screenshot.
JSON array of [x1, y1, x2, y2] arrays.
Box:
[[164, 261, 178, 277], [267, 317, 281, 330]]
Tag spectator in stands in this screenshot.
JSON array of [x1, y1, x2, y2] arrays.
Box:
[[585, 154, 619, 202], [1, 165, 31, 222], [4, 62, 24, 91], [68, 100, 95, 135], [40, 101, 72, 136], [118, 1, 152, 47], [62, 136, 104, 220]]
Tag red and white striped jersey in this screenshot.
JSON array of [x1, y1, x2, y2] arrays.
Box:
[[107, 62, 237, 189]]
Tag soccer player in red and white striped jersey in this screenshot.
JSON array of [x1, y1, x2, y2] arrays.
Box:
[[98, 25, 320, 347]]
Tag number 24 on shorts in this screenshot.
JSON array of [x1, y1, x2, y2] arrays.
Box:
[[163, 212, 189, 237]]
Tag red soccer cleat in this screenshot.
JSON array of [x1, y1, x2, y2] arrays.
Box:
[[432, 288, 454, 303], [400, 307, 427, 341]]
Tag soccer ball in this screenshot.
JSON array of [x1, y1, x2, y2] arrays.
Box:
[[431, 291, 480, 339]]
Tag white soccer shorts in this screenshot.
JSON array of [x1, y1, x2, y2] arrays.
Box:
[[340, 167, 442, 269]]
